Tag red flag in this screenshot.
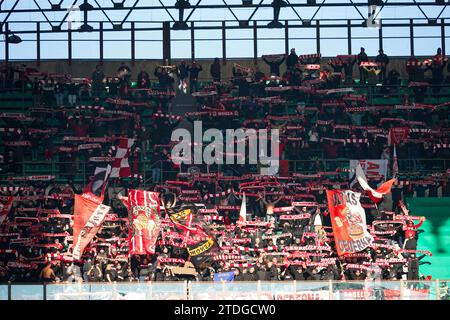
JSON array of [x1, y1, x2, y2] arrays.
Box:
[[72, 194, 110, 260], [128, 190, 161, 255], [356, 164, 396, 204]]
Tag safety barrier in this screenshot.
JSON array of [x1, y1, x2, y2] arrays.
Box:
[[1, 280, 449, 300], [2, 158, 450, 186]]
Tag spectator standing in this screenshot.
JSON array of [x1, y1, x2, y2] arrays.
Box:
[[375, 49, 389, 83], [32, 78, 42, 107], [177, 60, 189, 93], [357, 47, 369, 84], [210, 58, 221, 82], [286, 48, 299, 70], [189, 60, 203, 94], [91, 65, 105, 97]]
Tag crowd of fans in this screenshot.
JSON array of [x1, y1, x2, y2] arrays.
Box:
[[0, 47, 449, 284]]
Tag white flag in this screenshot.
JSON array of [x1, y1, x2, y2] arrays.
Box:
[[239, 193, 247, 223]]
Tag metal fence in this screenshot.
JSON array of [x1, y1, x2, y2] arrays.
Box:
[[1, 280, 449, 300]]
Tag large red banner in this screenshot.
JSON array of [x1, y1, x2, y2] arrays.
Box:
[[127, 190, 161, 255], [326, 190, 373, 256], [72, 194, 110, 260]]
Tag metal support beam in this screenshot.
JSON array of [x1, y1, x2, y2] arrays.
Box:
[[379, 21, 383, 51], [4, 22, 8, 62], [222, 21, 226, 64], [131, 22, 135, 65], [58, 0, 80, 29], [316, 20, 320, 54], [37, 22, 41, 65], [285, 0, 303, 23], [100, 22, 104, 63], [68, 28, 72, 64], [191, 22, 195, 60], [441, 18, 446, 55], [222, 0, 239, 22], [285, 21, 289, 55], [253, 21, 258, 63], [347, 19, 352, 54], [1, 2, 448, 15], [410, 19, 414, 56], [158, 0, 176, 22], [185, 0, 203, 23], [348, 0, 367, 20], [93, 0, 115, 27], [248, 0, 264, 21], [120, 0, 140, 25], [33, 0, 54, 29], [412, 0, 430, 19], [2, 20, 450, 36], [0, 0, 19, 30]]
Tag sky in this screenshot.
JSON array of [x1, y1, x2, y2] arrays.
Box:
[[0, 0, 448, 60]]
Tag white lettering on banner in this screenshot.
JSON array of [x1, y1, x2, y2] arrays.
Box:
[[275, 291, 329, 300], [72, 204, 110, 260]]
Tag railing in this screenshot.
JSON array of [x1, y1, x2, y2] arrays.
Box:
[[2, 81, 450, 101], [1, 280, 449, 300], [2, 159, 449, 185]]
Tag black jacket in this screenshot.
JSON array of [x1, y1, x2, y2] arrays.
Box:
[[256, 270, 269, 281], [210, 63, 221, 80], [189, 65, 203, 80], [287, 53, 299, 68], [178, 64, 189, 79], [289, 265, 305, 280], [268, 265, 279, 281]]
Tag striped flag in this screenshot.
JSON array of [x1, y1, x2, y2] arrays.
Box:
[[110, 138, 135, 178], [127, 190, 161, 255]]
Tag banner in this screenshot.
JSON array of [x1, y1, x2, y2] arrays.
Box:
[[275, 291, 329, 300], [349, 159, 388, 181], [326, 190, 373, 256], [187, 237, 216, 268], [128, 190, 161, 255], [72, 194, 111, 260], [213, 271, 235, 282], [389, 127, 410, 146]]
